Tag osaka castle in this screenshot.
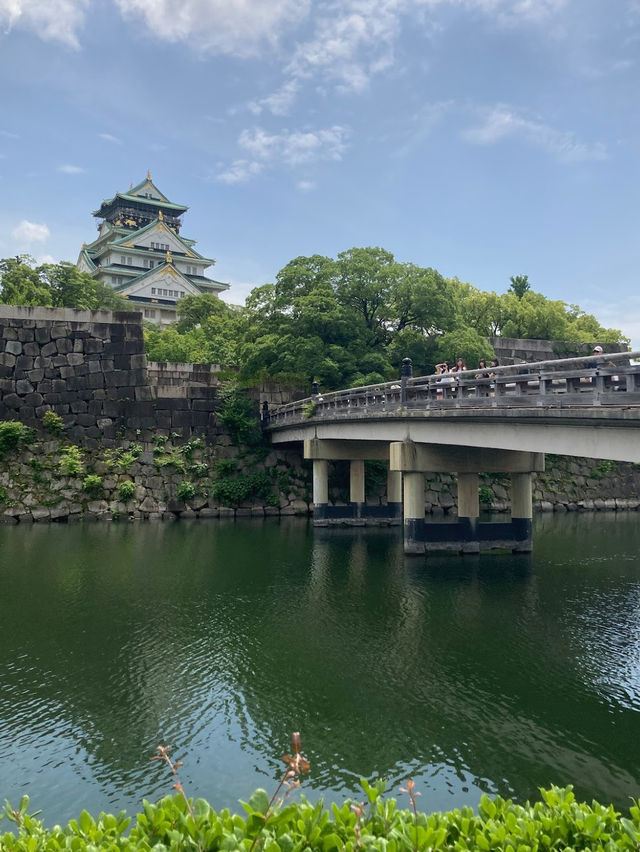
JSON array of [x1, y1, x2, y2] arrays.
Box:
[[77, 172, 229, 324]]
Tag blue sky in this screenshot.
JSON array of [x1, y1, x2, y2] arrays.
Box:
[[1, 0, 639, 343]]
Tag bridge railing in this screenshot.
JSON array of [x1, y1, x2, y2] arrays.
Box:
[[265, 351, 640, 427]]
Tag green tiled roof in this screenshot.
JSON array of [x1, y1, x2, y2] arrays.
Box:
[[93, 193, 188, 216]]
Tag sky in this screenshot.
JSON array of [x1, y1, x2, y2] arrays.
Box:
[[0, 0, 639, 345]]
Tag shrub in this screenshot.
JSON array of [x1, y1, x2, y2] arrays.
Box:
[[177, 480, 197, 501], [104, 445, 143, 472], [0, 421, 34, 458], [211, 470, 273, 507], [190, 461, 209, 478], [217, 381, 262, 445], [42, 409, 64, 435], [2, 785, 640, 852], [82, 474, 103, 497], [58, 445, 84, 476], [118, 480, 136, 501]]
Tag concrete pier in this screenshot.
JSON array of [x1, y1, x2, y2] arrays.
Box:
[[391, 441, 543, 555], [305, 439, 402, 525]]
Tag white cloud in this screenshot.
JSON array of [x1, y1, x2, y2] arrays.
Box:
[[98, 132, 122, 144], [217, 159, 263, 184], [0, 130, 19, 139], [36, 253, 56, 264], [297, 180, 316, 191], [238, 125, 349, 166], [248, 81, 300, 117], [112, 0, 310, 58], [58, 164, 85, 174], [462, 105, 607, 162], [0, 0, 88, 47], [218, 125, 349, 183], [11, 220, 51, 243]]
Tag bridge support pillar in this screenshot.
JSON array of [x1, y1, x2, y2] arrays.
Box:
[[403, 471, 426, 554], [312, 460, 329, 520], [457, 473, 480, 553], [510, 472, 533, 552], [304, 438, 402, 526], [391, 440, 543, 556], [349, 460, 366, 524], [387, 469, 403, 521]]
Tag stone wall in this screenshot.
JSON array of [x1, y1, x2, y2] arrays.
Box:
[[0, 306, 221, 444], [487, 336, 629, 365]]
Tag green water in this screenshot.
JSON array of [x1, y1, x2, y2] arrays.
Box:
[[1, 514, 640, 824]]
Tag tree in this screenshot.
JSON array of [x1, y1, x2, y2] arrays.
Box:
[[435, 328, 495, 369], [176, 293, 229, 333], [0, 256, 127, 310], [509, 274, 531, 299], [0, 256, 53, 306]]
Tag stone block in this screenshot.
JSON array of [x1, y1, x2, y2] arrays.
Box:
[[28, 369, 44, 382], [23, 342, 39, 356], [41, 341, 57, 357], [51, 325, 69, 339], [35, 327, 51, 344], [16, 379, 34, 395], [2, 328, 17, 340], [56, 338, 72, 354], [24, 392, 43, 407], [73, 339, 84, 353], [84, 339, 104, 354], [66, 352, 84, 366], [5, 340, 22, 355], [32, 508, 51, 522], [0, 352, 16, 368], [18, 328, 35, 342]]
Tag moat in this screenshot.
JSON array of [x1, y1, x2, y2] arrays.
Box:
[[1, 513, 640, 823]]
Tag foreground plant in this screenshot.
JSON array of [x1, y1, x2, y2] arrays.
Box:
[[3, 745, 640, 852]]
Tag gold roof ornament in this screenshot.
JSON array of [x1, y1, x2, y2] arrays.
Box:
[[129, 182, 133, 190], [147, 169, 152, 180], [158, 210, 163, 220], [166, 250, 172, 264]]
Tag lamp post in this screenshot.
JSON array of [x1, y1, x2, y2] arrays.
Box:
[[400, 357, 413, 404]]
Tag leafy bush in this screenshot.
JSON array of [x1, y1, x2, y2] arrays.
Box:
[[176, 480, 197, 501], [211, 470, 273, 507], [3, 785, 640, 852], [155, 453, 186, 473], [58, 445, 84, 476], [82, 474, 103, 497], [0, 421, 34, 458], [478, 484, 494, 505], [42, 409, 64, 435], [217, 381, 262, 445], [190, 461, 209, 478], [104, 445, 143, 472], [119, 480, 136, 501]]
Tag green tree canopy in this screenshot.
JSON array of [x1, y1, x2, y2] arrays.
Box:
[[0, 256, 127, 310]]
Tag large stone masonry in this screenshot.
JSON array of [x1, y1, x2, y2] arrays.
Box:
[[0, 306, 219, 444]]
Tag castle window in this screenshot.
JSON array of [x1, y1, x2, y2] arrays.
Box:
[[120, 255, 125, 264], [127, 257, 132, 265], [151, 287, 156, 295], [144, 309, 156, 319]]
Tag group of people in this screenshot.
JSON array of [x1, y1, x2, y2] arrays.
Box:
[[434, 357, 500, 378]]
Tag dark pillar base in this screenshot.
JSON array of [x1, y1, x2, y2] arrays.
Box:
[[313, 502, 402, 527], [404, 517, 533, 556]]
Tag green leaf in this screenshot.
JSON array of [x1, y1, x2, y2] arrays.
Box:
[[249, 789, 270, 816]]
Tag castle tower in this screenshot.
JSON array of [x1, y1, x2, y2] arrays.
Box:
[[77, 173, 229, 323]]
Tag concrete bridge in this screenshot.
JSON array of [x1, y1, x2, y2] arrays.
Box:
[[266, 351, 640, 555]]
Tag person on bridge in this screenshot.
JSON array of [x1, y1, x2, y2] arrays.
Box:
[[451, 357, 467, 372]]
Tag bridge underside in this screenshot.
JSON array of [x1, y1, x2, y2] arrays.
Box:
[[271, 407, 640, 464], [298, 436, 544, 556]]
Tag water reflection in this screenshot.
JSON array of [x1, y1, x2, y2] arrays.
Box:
[[0, 516, 640, 824]]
